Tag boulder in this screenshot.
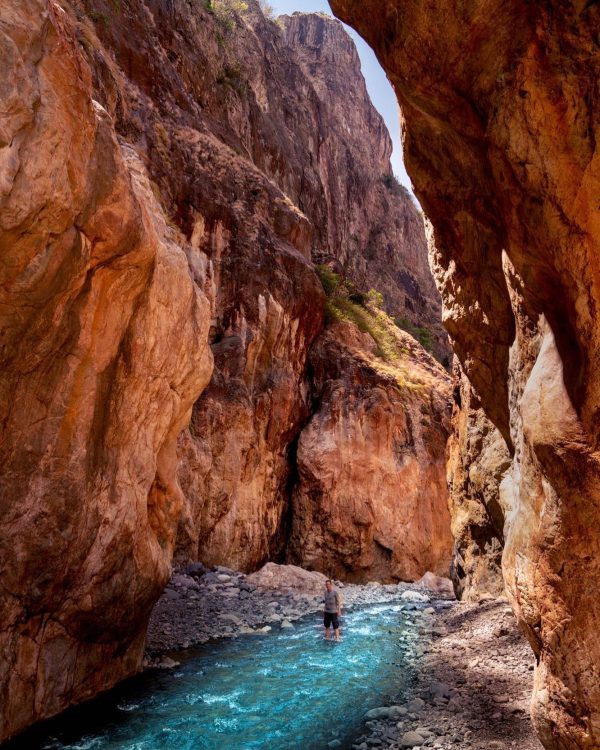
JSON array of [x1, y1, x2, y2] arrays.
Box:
[[246, 563, 328, 596]]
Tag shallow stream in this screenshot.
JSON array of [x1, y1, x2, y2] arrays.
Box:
[[11, 603, 420, 750]]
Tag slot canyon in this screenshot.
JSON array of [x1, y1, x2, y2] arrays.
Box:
[[0, 0, 598, 749]]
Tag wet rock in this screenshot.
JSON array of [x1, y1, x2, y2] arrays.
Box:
[[156, 657, 180, 670]]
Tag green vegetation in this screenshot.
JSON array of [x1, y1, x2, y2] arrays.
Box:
[[216, 62, 247, 94], [316, 266, 407, 369], [315, 265, 439, 387], [206, 0, 248, 30], [315, 265, 341, 296], [382, 172, 412, 201], [259, 0, 276, 18], [395, 315, 434, 352]]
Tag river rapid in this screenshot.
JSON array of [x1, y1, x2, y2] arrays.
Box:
[[9, 602, 425, 750]]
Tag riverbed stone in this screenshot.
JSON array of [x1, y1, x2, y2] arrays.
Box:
[[400, 731, 425, 747], [401, 591, 430, 603]]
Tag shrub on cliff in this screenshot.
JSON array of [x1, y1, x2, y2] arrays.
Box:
[[259, 0, 275, 18], [395, 315, 434, 352], [315, 265, 440, 385], [206, 0, 248, 29], [316, 265, 342, 297]]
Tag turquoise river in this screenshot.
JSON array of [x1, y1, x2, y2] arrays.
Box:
[[8, 603, 422, 750]]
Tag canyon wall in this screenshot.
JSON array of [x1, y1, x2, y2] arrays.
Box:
[[329, 0, 600, 747], [446, 365, 510, 601], [290, 321, 452, 583], [163, 6, 451, 571], [0, 0, 213, 740], [0, 0, 452, 740]]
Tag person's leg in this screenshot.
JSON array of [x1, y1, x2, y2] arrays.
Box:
[[333, 614, 340, 641], [324, 626, 330, 640], [324, 613, 331, 639]]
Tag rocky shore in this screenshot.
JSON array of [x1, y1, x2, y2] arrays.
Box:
[[353, 599, 541, 750], [145, 563, 447, 657], [145, 563, 540, 749]]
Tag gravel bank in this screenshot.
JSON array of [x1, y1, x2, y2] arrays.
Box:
[[351, 598, 541, 750], [145, 563, 446, 657]]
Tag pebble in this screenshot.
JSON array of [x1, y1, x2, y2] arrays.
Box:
[[400, 730, 424, 747]]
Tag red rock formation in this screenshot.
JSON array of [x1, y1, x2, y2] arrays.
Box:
[[330, 0, 600, 746], [280, 13, 448, 361], [0, 0, 454, 738], [446, 365, 510, 601], [133, 3, 448, 569], [0, 0, 213, 740], [290, 319, 453, 583]]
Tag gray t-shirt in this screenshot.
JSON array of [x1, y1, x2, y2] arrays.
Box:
[[324, 589, 340, 613]]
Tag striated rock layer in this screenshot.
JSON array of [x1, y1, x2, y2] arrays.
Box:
[[290, 320, 453, 583], [330, 0, 600, 747]]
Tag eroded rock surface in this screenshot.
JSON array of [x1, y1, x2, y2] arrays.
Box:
[[330, 0, 600, 746], [290, 320, 453, 583], [0, 0, 453, 739], [0, 0, 212, 740], [446, 365, 511, 601], [280, 13, 447, 359], [151, 4, 450, 571]]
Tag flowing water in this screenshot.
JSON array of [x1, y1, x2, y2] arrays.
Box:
[[10, 603, 421, 750]]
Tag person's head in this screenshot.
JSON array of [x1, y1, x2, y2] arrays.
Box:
[[325, 579, 333, 591]]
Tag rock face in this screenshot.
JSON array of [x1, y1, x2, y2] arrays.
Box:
[[290, 320, 453, 583], [330, 0, 600, 747], [159, 5, 451, 570], [0, 0, 452, 740], [280, 14, 447, 361], [0, 0, 213, 741], [446, 365, 511, 601]]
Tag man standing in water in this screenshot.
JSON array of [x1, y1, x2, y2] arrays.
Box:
[[323, 579, 342, 641]]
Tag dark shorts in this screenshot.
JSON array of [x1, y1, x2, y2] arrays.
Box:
[[324, 612, 339, 629]]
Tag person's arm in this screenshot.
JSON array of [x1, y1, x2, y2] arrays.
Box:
[[336, 592, 341, 615]]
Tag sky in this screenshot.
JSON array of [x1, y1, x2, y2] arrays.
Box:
[[269, 0, 412, 191]]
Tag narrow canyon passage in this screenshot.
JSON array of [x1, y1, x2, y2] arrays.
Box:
[[1, 0, 597, 748]]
